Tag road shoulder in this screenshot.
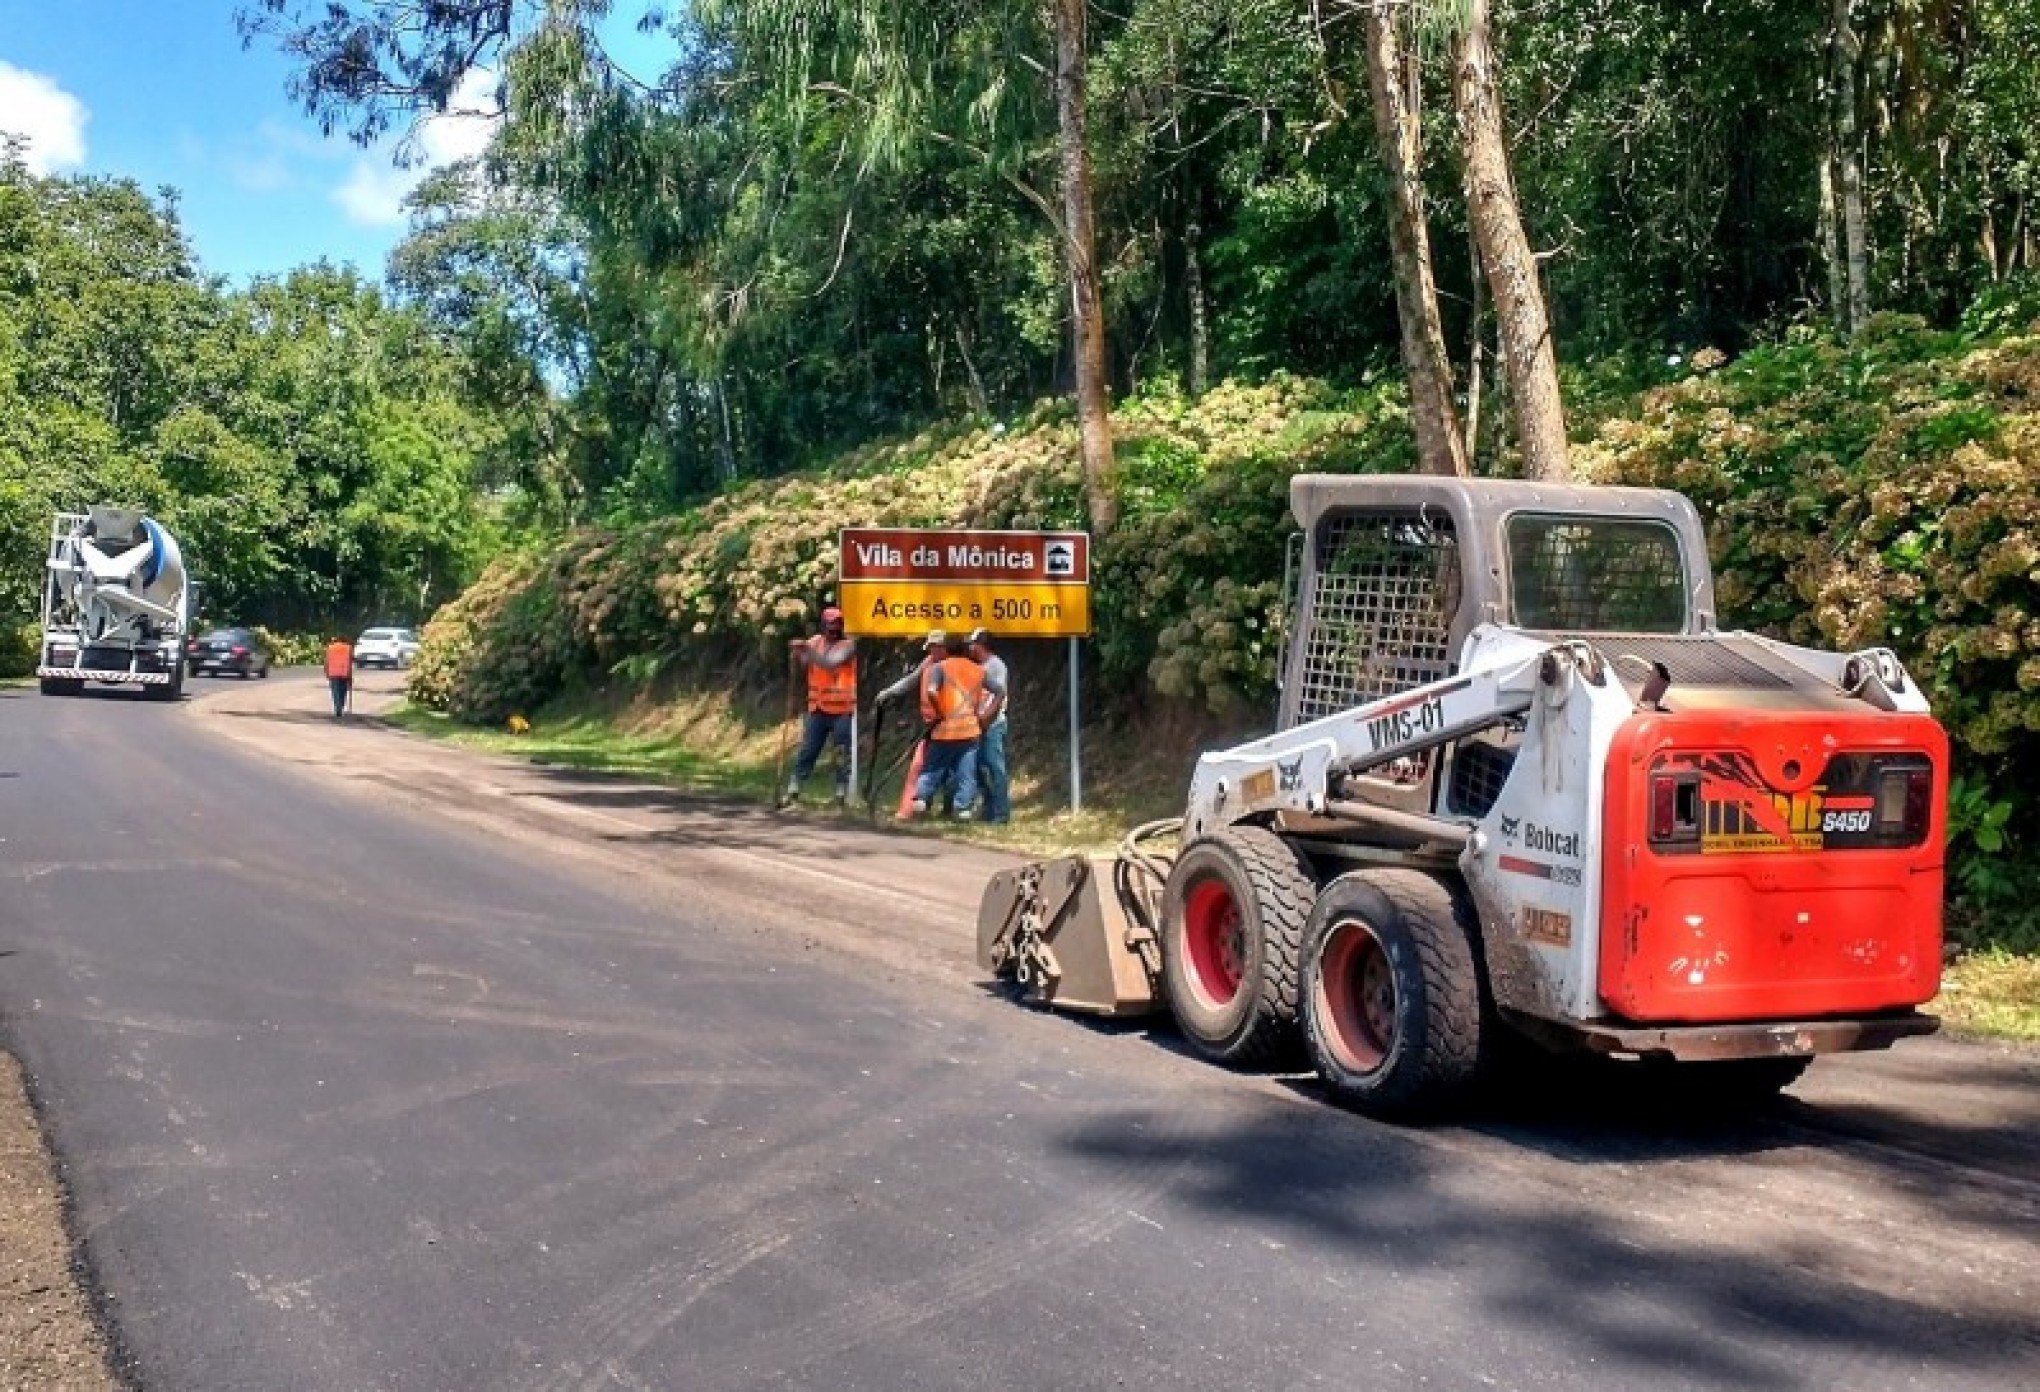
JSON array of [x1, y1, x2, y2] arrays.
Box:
[[0, 1052, 116, 1390]]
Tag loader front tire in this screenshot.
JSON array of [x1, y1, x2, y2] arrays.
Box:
[[1301, 870, 1485, 1119], [1160, 826, 1316, 1068]]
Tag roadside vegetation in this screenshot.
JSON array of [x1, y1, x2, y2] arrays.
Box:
[[6, 6, 2037, 1020], [0, 156, 510, 676]]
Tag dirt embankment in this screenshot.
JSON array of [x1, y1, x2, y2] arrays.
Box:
[[0, 1052, 116, 1389]]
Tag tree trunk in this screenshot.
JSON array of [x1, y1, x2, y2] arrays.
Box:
[[1820, 154, 1848, 330], [1361, 3, 1467, 477], [952, 321, 991, 417], [1465, 232, 1485, 466], [1055, 0, 1117, 534], [1452, 0, 1568, 482], [1184, 216, 1211, 399], [1829, 0, 1871, 333]]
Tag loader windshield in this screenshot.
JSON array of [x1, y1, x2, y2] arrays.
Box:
[[1506, 514, 1688, 633]]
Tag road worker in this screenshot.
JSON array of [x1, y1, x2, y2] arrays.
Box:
[[968, 628, 1011, 824], [909, 631, 1005, 821], [784, 607, 858, 804], [876, 631, 945, 818], [323, 636, 354, 719]]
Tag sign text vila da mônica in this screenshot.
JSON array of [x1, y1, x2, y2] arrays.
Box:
[[837, 528, 1091, 638]]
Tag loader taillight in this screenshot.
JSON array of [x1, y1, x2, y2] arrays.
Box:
[[1881, 766, 1932, 841], [1649, 772, 1701, 845]]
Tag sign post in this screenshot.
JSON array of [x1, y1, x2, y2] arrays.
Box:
[[839, 527, 1092, 811], [1068, 636, 1081, 813]]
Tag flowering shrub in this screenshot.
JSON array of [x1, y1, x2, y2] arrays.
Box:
[[410, 378, 1413, 723]]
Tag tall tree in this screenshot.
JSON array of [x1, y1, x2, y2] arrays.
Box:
[[1356, 1, 1467, 477], [1055, 0, 1118, 529], [1827, 0, 1871, 333], [1448, 0, 1568, 481]]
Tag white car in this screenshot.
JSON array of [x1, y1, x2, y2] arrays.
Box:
[[354, 627, 421, 669]]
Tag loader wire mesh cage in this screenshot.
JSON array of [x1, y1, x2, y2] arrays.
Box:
[[1295, 510, 1461, 724], [1506, 515, 1687, 634], [1446, 739, 1518, 818]]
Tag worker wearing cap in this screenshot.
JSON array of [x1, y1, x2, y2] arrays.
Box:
[[969, 628, 1011, 823], [785, 607, 858, 804], [876, 631, 945, 819], [909, 632, 1005, 820], [323, 636, 354, 719]]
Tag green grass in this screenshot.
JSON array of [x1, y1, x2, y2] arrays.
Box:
[[1935, 951, 2040, 1042], [381, 693, 1150, 857], [384, 700, 1143, 857], [384, 703, 781, 801]]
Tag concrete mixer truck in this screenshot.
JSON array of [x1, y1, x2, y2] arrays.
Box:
[[37, 507, 191, 700]]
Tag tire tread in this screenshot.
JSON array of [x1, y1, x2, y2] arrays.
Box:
[[1224, 826, 1317, 1067]]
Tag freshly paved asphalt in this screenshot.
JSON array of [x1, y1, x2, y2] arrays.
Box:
[[2, 675, 2038, 1390]]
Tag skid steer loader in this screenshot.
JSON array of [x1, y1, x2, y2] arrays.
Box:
[[978, 476, 1946, 1116]]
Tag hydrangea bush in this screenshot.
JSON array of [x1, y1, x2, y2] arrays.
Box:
[[411, 377, 1413, 724]]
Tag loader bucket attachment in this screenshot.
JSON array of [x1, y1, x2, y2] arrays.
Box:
[[977, 856, 1164, 1017]]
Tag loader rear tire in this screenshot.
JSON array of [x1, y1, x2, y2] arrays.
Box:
[[1160, 826, 1316, 1068], [1300, 869, 1485, 1119]]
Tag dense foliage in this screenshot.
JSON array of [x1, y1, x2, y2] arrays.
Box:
[[234, 1, 2040, 518], [407, 377, 1407, 721], [0, 154, 504, 662]]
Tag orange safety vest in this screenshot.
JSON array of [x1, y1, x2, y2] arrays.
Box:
[[921, 656, 984, 742], [804, 637, 858, 715], [324, 642, 353, 680]]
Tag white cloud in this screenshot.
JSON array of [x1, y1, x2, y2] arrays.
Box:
[[332, 67, 500, 228], [0, 61, 88, 174]]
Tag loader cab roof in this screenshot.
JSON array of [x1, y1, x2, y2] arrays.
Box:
[[1278, 473, 1717, 731], [1287, 472, 1716, 633]]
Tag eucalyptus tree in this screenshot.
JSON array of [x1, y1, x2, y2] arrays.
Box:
[[717, 0, 1123, 530]]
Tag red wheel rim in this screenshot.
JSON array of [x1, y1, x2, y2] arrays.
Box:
[[1182, 877, 1246, 1009], [1315, 918, 1397, 1076]]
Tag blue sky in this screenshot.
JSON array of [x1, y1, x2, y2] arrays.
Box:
[[0, 2, 670, 285]]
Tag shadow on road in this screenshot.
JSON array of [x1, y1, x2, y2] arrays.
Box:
[[215, 707, 356, 729], [1057, 1091, 2040, 1390]]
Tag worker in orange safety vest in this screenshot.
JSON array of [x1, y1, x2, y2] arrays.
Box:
[[907, 631, 1005, 821], [785, 606, 859, 804], [323, 637, 354, 719]]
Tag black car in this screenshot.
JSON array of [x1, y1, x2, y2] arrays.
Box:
[[187, 627, 272, 679]]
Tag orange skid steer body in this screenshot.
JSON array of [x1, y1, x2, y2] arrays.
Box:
[[979, 476, 1945, 1117]]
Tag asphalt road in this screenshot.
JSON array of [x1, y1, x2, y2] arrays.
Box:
[[2, 672, 2038, 1391]]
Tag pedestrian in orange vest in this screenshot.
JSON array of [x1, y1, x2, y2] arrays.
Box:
[[908, 632, 1005, 821], [784, 607, 858, 804], [323, 637, 354, 720]]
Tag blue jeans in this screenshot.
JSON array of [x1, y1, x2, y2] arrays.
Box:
[[329, 676, 350, 718], [913, 738, 978, 814], [977, 719, 1010, 823], [792, 711, 853, 789]]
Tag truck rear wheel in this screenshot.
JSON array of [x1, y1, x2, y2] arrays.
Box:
[[1301, 869, 1486, 1119], [1160, 826, 1316, 1068]]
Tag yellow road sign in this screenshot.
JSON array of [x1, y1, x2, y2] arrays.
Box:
[[838, 579, 1091, 638]]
